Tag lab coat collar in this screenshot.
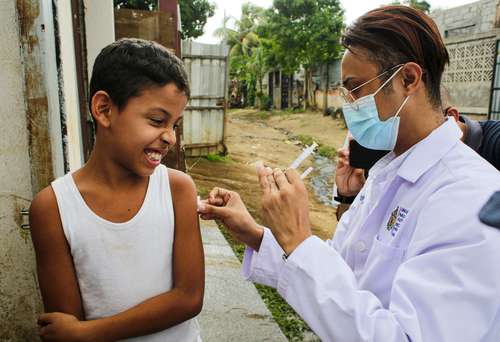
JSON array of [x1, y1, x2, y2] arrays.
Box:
[[397, 118, 462, 183]]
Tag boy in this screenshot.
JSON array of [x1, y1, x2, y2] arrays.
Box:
[[30, 38, 204, 341]]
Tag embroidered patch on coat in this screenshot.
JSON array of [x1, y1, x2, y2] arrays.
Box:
[[386, 206, 409, 237]]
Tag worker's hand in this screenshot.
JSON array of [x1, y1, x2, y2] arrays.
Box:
[[38, 312, 92, 342], [258, 166, 312, 255], [335, 148, 365, 196], [198, 187, 264, 251]]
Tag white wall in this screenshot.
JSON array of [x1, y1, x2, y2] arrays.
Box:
[[84, 0, 116, 80], [40, 0, 65, 178], [56, 0, 84, 171], [0, 1, 42, 339]]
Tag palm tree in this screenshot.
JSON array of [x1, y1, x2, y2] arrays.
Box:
[[214, 4, 268, 107]]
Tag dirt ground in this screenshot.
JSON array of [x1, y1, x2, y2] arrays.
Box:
[[188, 109, 348, 240]]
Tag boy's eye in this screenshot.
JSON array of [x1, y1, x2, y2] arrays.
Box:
[[150, 118, 163, 125]]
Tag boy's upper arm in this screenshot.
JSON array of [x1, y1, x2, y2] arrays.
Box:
[[29, 186, 84, 318], [168, 169, 204, 298]]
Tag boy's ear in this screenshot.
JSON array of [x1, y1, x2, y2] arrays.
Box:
[[91, 91, 113, 128]]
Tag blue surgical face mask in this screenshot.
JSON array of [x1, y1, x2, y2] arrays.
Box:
[[342, 65, 410, 151]]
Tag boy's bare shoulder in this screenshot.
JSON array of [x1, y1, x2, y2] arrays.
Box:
[[30, 185, 58, 216], [29, 185, 61, 232], [167, 168, 196, 195]]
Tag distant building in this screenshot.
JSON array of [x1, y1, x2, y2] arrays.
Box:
[[261, 61, 342, 111], [431, 0, 500, 120], [262, 69, 298, 110]]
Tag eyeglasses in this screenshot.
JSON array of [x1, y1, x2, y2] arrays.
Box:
[[338, 64, 405, 109]]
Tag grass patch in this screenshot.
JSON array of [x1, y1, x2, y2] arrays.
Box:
[[284, 107, 306, 114], [317, 145, 337, 159], [205, 153, 232, 163], [240, 110, 274, 121], [295, 135, 314, 146], [292, 135, 337, 161], [216, 224, 316, 341], [256, 111, 272, 119], [240, 108, 305, 121]]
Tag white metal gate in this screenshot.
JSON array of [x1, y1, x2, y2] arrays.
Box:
[[182, 40, 229, 157]]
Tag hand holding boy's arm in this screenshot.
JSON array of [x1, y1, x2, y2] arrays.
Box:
[[198, 187, 264, 251], [77, 170, 204, 341]]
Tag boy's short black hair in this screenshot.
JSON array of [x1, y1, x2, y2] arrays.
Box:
[[89, 38, 190, 112]]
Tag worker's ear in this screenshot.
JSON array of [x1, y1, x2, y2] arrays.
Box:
[[445, 106, 460, 122], [400, 62, 423, 96]]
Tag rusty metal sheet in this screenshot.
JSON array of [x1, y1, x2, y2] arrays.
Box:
[[115, 9, 177, 53]]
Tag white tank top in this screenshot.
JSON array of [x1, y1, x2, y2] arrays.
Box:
[[51, 165, 201, 341]]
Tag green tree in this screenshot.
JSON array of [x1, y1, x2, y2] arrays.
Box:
[[260, 0, 344, 108], [179, 0, 216, 39], [390, 0, 431, 13], [215, 4, 269, 107], [114, 0, 215, 39]]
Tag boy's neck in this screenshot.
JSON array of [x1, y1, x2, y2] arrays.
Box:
[[80, 147, 146, 190]]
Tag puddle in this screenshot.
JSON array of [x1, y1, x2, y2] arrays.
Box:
[[309, 155, 336, 207]]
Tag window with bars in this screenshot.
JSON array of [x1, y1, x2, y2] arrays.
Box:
[[489, 40, 500, 120]]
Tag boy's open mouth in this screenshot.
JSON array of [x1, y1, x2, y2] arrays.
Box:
[[144, 149, 163, 165]]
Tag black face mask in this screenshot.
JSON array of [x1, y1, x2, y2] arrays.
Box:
[[349, 140, 390, 170]]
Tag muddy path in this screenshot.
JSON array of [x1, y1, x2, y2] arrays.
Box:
[[188, 109, 348, 240]]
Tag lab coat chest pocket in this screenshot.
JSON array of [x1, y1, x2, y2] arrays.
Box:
[[359, 235, 406, 308]]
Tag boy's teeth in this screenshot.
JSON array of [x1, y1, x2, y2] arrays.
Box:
[[146, 151, 161, 161]]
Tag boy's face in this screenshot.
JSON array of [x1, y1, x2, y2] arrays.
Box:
[[105, 83, 188, 176]]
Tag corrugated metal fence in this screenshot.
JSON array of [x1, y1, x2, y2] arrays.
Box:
[[182, 40, 229, 157]]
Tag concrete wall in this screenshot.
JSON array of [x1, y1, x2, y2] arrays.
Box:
[[0, 1, 42, 340], [313, 61, 342, 111], [441, 34, 497, 116], [315, 89, 344, 111], [431, 0, 500, 118], [432, 0, 499, 38]]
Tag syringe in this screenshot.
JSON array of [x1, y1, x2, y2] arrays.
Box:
[[288, 142, 318, 170], [300, 166, 314, 179]]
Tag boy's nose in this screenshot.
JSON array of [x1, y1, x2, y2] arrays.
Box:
[[160, 130, 175, 146]]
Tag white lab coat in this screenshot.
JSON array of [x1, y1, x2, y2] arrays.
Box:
[[242, 119, 500, 341]]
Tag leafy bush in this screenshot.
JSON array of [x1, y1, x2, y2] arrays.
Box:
[[258, 94, 273, 110]]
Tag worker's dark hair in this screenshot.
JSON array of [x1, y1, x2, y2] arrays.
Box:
[[342, 5, 449, 108]]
